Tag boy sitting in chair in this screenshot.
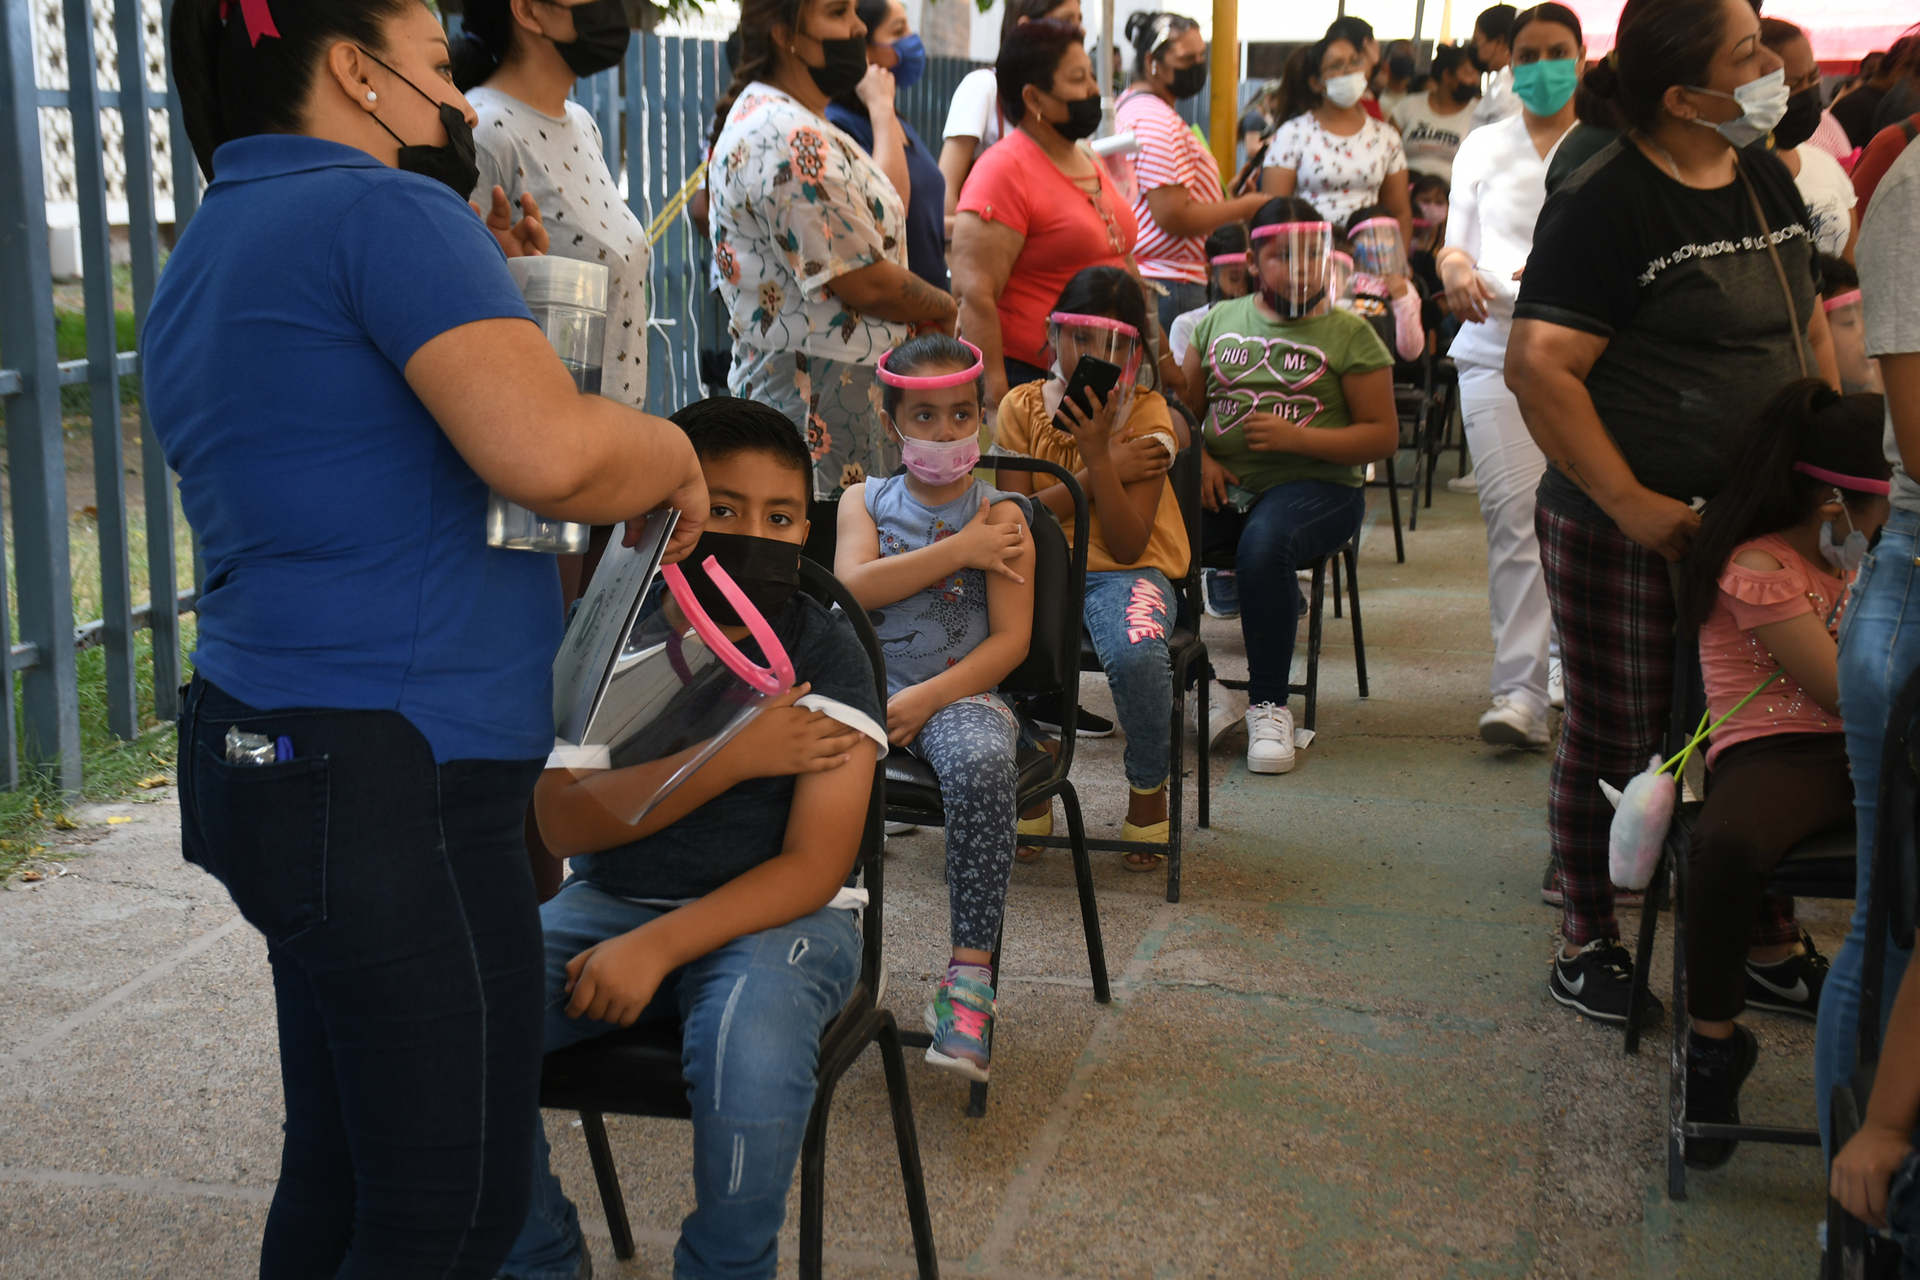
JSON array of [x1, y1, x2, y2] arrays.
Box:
[[499, 398, 887, 1280]]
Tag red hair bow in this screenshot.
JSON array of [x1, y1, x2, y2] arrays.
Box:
[[218, 0, 281, 47]]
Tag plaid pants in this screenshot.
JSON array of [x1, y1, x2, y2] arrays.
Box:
[[1536, 501, 1797, 946]]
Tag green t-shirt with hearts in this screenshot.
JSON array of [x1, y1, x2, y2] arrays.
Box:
[[1189, 298, 1395, 494]]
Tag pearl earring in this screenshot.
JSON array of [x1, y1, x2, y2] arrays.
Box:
[[366, 90, 377, 102]]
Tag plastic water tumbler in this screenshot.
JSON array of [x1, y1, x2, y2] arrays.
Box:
[[485, 257, 610, 554]]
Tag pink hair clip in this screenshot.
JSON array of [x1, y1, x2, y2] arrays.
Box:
[[876, 339, 985, 388], [218, 0, 280, 47]]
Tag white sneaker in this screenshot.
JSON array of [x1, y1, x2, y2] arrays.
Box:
[[1245, 702, 1297, 774], [884, 821, 919, 835], [1548, 657, 1565, 710], [1446, 471, 1478, 494], [1478, 695, 1549, 748], [1192, 684, 1249, 749]]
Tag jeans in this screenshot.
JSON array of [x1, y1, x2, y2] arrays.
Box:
[[1818, 506, 1919, 1149], [177, 677, 546, 1280], [1458, 363, 1555, 718], [503, 880, 862, 1280], [1154, 279, 1209, 333], [1200, 478, 1367, 707], [1084, 568, 1175, 790]]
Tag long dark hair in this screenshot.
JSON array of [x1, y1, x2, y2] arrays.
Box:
[[1053, 265, 1149, 341], [170, 0, 415, 178], [1276, 44, 1318, 122], [451, 0, 516, 91], [1680, 379, 1891, 630], [1581, 0, 1732, 134], [711, 0, 808, 149]]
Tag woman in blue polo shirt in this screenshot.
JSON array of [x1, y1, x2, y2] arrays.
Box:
[[148, 0, 706, 1272]]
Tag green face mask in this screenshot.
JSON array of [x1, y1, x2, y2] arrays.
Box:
[[1512, 57, 1579, 117]]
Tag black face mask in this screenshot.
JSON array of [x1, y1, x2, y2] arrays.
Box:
[[1451, 82, 1480, 104], [1467, 44, 1489, 74], [1050, 92, 1105, 140], [1166, 61, 1208, 100], [1387, 53, 1415, 81], [361, 52, 481, 197], [682, 531, 802, 626], [544, 0, 631, 78], [805, 33, 871, 97], [1773, 85, 1824, 150]]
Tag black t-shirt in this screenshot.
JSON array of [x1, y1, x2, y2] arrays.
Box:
[[1515, 139, 1820, 521], [572, 592, 883, 902], [1833, 84, 1888, 148], [1544, 124, 1620, 196]]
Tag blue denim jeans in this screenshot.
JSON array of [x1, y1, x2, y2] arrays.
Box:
[[1084, 568, 1175, 790], [502, 880, 862, 1280], [1155, 279, 1209, 333], [1819, 506, 1920, 1150], [177, 678, 547, 1279], [1200, 478, 1368, 707]]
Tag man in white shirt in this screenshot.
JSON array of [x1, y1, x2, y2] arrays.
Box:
[[1468, 5, 1523, 126]]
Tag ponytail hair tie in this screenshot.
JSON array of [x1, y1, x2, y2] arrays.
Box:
[[219, 0, 281, 47]]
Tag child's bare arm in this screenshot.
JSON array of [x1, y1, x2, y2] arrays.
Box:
[[884, 502, 1036, 745], [535, 684, 866, 856], [559, 738, 879, 1027], [1737, 548, 1842, 715], [1831, 965, 1920, 1227], [835, 484, 1026, 608]]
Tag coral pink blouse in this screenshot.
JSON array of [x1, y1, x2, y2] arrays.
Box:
[[1699, 532, 1849, 767]]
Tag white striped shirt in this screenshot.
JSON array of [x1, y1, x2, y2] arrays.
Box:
[[1115, 88, 1223, 284]]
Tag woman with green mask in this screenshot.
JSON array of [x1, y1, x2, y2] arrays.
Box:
[[1432, 2, 1583, 754]]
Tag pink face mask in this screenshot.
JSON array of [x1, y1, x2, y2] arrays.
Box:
[[898, 432, 981, 485]]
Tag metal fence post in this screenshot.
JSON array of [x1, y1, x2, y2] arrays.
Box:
[[162, 0, 204, 599], [0, 0, 81, 791], [65, 0, 138, 740], [123, 0, 180, 723]]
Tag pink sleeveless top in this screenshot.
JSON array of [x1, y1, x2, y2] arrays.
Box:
[[1698, 532, 1849, 768]]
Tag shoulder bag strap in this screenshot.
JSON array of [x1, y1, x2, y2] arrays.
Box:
[[1732, 152, 1810, 378]]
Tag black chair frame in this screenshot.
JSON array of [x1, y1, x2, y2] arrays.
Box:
[[1824, 663, 1920, 1280], [1621, 620, 1856, 1199], [1205, 536, 1369, 736], [887, 456, 1111, 1118], [536, 558, 939, 1278]]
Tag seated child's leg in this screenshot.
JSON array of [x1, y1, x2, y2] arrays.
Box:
[[1084, 569, 1175, 794], [1233, 481, 1366, 706], [917, 696, 1022, 954], [502, 880, 678, 1279], [673, 905, 863, 1280], [1685, 736, 1854, 1028]]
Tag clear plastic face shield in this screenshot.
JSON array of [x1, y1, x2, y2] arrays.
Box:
[[550, 523, 797, 828], [1329, 250, 1355, 308], [878, 339, 987, 482], [1348, 215, 1408, 279], [1047, 311, 1144, 426], [1250, 221, 1333, 320], [1208, 251, 1249, 302], [1824, 290, 1884, 396]]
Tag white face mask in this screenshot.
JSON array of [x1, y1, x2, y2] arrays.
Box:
[[1685, 68, 1789, 148], [1323, 72, 1368, 109], [1819, 492, 1868, 573]]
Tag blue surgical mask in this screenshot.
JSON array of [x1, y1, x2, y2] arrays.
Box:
[[889, 32, 927, 91], [1819, 496, 1868, 573]]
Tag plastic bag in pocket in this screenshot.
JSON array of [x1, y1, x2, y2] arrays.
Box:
[[553, 554, 796, 827], [186, 743, 330, 940]]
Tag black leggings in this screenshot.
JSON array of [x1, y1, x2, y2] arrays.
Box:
[[1686, 732, 1854, 1021]]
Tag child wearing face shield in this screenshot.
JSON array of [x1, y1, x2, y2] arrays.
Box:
[[834, 336, 1036, 1084], [992, 267, 1192, 871], [1168, 222, 1252, 367], [1821, 256, 1884, 396], [1180, 198, 1399, 776], [1670, 380, 1890, 1171]]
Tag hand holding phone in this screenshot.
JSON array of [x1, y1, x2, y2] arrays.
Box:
[[1054, 356, 1122, 432]]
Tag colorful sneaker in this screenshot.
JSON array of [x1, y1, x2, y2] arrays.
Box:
[[924, 974, 996, 1083], [1202, 568, 1240, 619]]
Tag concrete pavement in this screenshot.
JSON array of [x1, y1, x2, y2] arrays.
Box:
[[0, 476, 1842, 1277]]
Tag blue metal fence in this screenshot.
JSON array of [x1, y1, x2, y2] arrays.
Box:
[[0, 0, 980, 792]]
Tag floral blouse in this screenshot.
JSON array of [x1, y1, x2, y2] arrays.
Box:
[[711, 82, 911, 366], [1263, 113, 1406, 231]]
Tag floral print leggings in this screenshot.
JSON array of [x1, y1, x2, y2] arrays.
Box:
[[730, 345, 899, 499], [909, 694, 1019, 952]]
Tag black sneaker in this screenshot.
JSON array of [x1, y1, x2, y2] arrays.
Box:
[[1684, 1023, 1759, 1169], [1028, 693, 1116, 738], [1549, 938, 1665, 1026], [1744, 932, 1830, 1019]]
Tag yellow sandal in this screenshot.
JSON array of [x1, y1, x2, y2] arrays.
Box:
[[1120, 783, 1169, 872], [1016, 808, 1052, 863]]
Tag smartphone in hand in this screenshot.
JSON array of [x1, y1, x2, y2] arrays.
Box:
[[1054, 356, 1123, 432]]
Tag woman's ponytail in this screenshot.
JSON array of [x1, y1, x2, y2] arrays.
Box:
[[710, 0, 801, 150], [451, 0, 512, 91], [168, 0, 413, 179]]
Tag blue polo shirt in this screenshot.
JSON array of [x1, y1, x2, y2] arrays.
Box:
[[823, 104, 947, 290], [144, 135, 561, 762]]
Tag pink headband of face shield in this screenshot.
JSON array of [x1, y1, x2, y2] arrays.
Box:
[[1795, 461, 1891, 495], [1209, 252, 1248, 265], [1048, 312, 1140, 339], [876, 339, 986, 388], [1823, 289, 1862, 312], [1250, 221, 1332, 240]]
